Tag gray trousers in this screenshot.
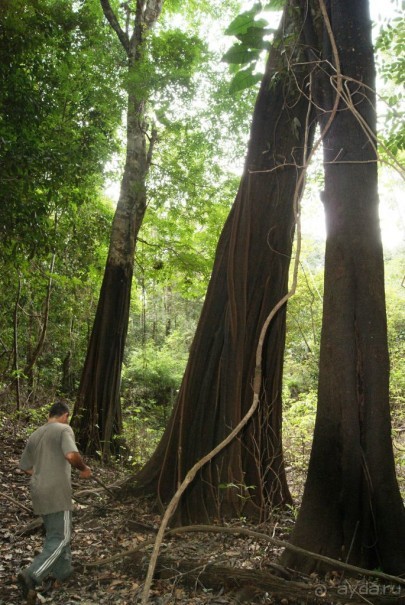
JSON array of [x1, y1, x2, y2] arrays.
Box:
[[27, 510, 72, 583]]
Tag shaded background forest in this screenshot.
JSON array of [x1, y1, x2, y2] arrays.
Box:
[[0, 0, 404, 503]]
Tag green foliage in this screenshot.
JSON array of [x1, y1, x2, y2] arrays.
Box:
[[283, 390, 317, 498], [375, 10, 405, 156], [123, 332, 189, 414], [121, 411, 163, 467], [223, 44, 262, 65], [223, 1, 281, 93], [385, 248, 405, 495], [225, 6, 268, 36], [218, 482, 256, 505], [263, 0, 285, 9], [126, 28, 205, 105], [283, 238, 324, 397], [150, 29, 205, 86], [121, 331, 190, 463], [0, 0, 123, 403], [281, 237, 323, 497], [134, 32, 256, 298], [0, 197, 113, 404], [228, 67, 263, 94], [0, 0, 124, 257], [18, 404, 51, 432], [385, 251, 405, 412]]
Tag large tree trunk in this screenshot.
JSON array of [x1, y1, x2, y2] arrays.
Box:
[[129, 5, 316, 523], [72, 0, 162, 458], [281, 0, 405, 574]]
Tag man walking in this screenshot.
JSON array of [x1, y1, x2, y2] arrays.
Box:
[[18, 401, 92, 602]]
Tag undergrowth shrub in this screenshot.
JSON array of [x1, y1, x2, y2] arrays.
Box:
[[283, 390, 317, 500], [121, 331, 188, 465]]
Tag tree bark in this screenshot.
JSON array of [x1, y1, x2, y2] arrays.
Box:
[[280, 0, 405, 575], [128, 4, 316, 523], [72, 0, 162, 458]]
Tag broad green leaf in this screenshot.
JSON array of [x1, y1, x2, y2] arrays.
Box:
[[229, 67, 262, 94], [222, 43, 261, 65], [225, 4, 264, 36], [236, 25, 276, 49]]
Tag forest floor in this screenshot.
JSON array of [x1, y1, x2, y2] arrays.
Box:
[[1, 417, 405, 605]]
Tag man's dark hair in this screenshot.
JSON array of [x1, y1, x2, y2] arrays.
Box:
[[48, 401, 70, 418]]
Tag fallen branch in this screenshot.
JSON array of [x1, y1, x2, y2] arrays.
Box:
[[91, 475, 120, 499], [0, 491, 32, 514], [86, 523, 405, 588], [172, 526, 405, 587], [131, 552, 404, 605]]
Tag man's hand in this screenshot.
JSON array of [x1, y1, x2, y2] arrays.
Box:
[[79, 466, 92, 479], [65, 451, 92, 478]]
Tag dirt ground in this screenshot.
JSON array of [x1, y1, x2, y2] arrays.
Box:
[[1, 417, 404, 605]]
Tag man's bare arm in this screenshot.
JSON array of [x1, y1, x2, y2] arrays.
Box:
[[65, 452, 92, 478]]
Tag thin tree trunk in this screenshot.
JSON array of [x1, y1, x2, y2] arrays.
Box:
[[281, 0, 405, 575], [129, 4, 316, 523], [72, 0, 162, 458], [13, 274, 22, 411], [61, 316, 75, 394], [24, 252, 56, 381]]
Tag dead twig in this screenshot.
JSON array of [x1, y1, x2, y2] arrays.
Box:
[[0, 491, 32, 514], [91, 475, 120, 499]]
